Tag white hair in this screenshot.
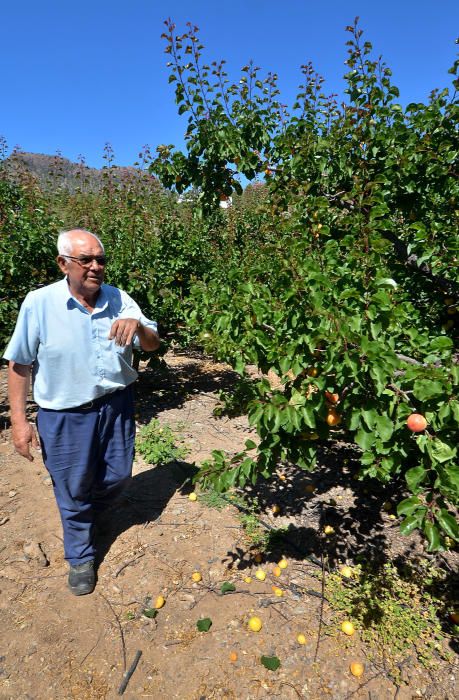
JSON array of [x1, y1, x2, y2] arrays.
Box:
[[57, 229, 105, 256]]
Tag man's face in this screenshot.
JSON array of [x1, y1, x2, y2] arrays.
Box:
[[57, 232, 105, 299]]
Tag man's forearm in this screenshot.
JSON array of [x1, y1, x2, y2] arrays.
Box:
[[137, 324, 160, 352], [8, 362, 32, 423]]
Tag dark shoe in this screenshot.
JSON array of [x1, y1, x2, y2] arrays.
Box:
[[68, 560, 96, 596]]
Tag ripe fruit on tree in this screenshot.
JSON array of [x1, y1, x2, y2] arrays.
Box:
[[327, 408, 342, 427], [325, 391, 339, 405], [406, 413, 428, 432], [349, 662, 364, 678], [248, 616, 262, 632], [306, 367, 319, 377]]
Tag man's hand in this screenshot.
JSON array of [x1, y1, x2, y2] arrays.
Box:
[[109, 318, 160, 352], [12, 420, 40, 462], [108, 318, 139, 347]]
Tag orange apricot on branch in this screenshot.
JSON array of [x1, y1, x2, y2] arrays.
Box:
[[406, 413, 428, 432], [326, 408, 342, 427]]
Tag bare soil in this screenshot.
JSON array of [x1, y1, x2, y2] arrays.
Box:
[[0, 351, 457, 700]]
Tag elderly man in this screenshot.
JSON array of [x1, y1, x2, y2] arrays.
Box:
[[3, 229, 159, 595]]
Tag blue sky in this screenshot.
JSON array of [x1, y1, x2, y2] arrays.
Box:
[[2, 0, 458, 168]]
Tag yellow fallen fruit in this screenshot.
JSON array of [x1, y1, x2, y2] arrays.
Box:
[[272, 586, 283, 597], [154, 595, 165, 609], [388, 514, 396, 520], [191, 572, 202, 582], [272, 504, 281, 515], [229, 651, 238, 663], [243, 576, 252, 584], [324, 525, 334, 535], [349, 661, 364, 678], [278, 558, 288, 569], [248, 616, 262, 632], [254, 553, 263, 563], [255, 569, 266, 581], [340, 565, 353, 578], [297, 633, 307, 645], [188, 492, 197, 501], [272, 566, 282, 577], [341, 620, 355, 636]]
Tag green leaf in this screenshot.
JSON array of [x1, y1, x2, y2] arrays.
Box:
[[142, 608, 158, 619], [436, 509, 459, 540], [375, 414, 393, 441], [405, 466, 428, 493], [245, 439, 257, 450], [260, 655, 281, 671], [220, 581, 236, 594], [197, 617, 212, 632], [397, 496, 422, 517], [424, 521, 441, 552], [412, 380, 444, 401], [400, 513, 422, 535], [427, 439, 456, 464]]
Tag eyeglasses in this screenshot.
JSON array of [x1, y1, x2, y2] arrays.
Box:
[[62, 255, 108, 267]]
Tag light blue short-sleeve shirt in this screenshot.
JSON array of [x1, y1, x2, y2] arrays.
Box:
[[3, 278, 158, 410]]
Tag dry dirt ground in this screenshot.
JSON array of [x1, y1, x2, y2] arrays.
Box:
[[0, 351, 457, 700]]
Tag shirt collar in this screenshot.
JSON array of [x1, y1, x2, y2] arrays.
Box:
[[60, 276, 109, 314]]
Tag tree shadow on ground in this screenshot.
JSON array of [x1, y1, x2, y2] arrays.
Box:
[[133, 352, 242, 425], [94, 459, 199, 566]]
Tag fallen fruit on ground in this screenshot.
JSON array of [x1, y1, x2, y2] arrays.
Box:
[[349, 661, 364, 678], [255, 569, 267, 581], [254, 553, 263, 563], [272, 586, 283, 596], [273, 565, 282, 577], [244, 576, 252, 584], [297, 633, 307, 645], [248, 616, 263, 632], [272, 504, 281, 515], [191, 571, 202, 582], [324, 525, 334, 535], [340, 565, 353, 578], [155, 595, 165, 609], [229, 651, 238, 662], [278, 558, 288, 569], [406, 413, 428, 432], [341, 620, 355, 636], [188, 492, 197, 501]]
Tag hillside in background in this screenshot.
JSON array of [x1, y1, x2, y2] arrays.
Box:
[[1, 151, 157, 193]]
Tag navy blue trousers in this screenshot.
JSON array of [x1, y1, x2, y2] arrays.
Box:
[[37, 387, 135, 565]]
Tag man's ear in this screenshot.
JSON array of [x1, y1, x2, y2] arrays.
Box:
[[56, 256, 68, 275]]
